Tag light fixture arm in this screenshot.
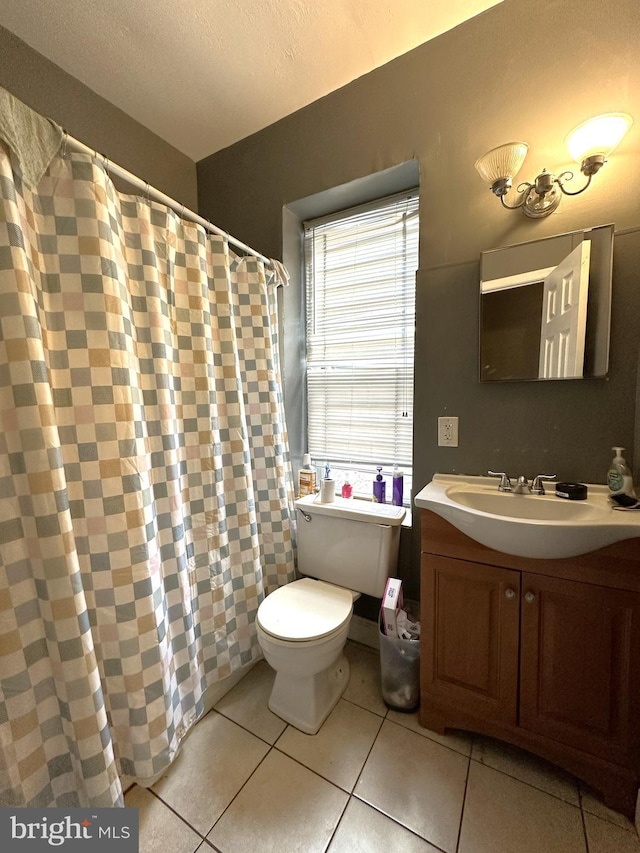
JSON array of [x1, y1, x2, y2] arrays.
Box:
[[498, 166, 594, 218], [498, 173, 562, 218], [555, 170, 594, 196], [499, 185, 530, 210]]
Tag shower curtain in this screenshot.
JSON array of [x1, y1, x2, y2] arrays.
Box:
[[0, 142, 296, 807]]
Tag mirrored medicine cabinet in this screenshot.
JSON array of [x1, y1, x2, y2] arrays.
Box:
[[479, 224, 614, 382]]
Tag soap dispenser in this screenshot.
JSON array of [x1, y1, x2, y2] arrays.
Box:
[[298, 453, 317, 497], [373, 466, 386, 503], [607, 447, 635, 496]]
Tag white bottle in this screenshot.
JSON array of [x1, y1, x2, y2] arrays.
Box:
[[298, 453, 317, 497], [607, 447, 635, 496]]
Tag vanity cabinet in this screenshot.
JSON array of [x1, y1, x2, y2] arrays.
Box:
[[423, 556, 520, 726], [519, 573, 640, 768], [420, 510, 640, 818]]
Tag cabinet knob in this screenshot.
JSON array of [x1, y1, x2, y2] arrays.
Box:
[[505, 588, 516, 600], [524, 591, 535, 603]]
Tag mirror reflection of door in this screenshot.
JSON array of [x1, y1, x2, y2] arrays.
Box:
[[479, 224, 613, 382], [538, 242, 591, 379]]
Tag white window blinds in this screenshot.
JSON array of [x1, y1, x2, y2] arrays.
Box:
[[304, 190, 419, 499]]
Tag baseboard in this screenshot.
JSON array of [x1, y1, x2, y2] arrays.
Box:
[[348, 614, 379, 650]]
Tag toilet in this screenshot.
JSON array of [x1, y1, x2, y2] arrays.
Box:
[[256, 494, 406, 734]]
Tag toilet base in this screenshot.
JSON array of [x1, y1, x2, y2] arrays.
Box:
[[268, 653, 350, 734]]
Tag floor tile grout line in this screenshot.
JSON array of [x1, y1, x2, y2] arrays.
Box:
[[467, 737, 637, 831], [144, 785, 216, 848], [344, 712, 450, 851], [578, 780, 638, 834], [212, 704, 287, 748], [271, 739, 370, 797], [454, 735, 474, 853], [383, 715, 473, 760], [339, 693, 388, 719], [196, 836, 223, 853], [579, 792, 592, 853], [232, 706, 394, 846], [196, 744, 276, 847], [349, 789, 449, 853], [348, 711, 385, 794], [228, 713, 404, 851], [272, 720, 288, 749], [147, 722, 276, 847], [199, 738, 367, 852], [241, 696, 386, 795], [468, 738, 586, 810], [467, 754, 585, 811], [323, 795, 351, 852]]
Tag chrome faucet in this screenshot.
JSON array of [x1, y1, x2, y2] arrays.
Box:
[[489, 471, 556, 495], [531, 474, 556, 495], [488, 471, 512, 492]]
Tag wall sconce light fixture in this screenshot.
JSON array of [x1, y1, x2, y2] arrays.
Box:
[[475, 113, 633, 218]]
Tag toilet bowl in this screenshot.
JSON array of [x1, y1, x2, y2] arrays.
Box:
[[256, 578, 355, 734], [256, 495, 406, 734]]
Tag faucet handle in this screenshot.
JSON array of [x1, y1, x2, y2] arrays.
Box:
[[531, 474, 556, 495], [488, 471, 512, 492]]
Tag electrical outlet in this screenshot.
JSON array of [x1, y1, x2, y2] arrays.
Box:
[[438, 416, 459, 447]]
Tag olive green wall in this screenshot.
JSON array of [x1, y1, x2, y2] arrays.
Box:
[[197, 0, 640, 599], [0, 26, 197, 209]]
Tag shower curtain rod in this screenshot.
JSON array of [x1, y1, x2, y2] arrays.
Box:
[[64, 133, 273, 267]]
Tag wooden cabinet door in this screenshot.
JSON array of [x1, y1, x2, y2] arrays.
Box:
[[421, 554, 520, 725], [519, 573, 640, 767]]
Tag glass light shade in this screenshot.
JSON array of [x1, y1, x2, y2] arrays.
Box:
[[475, 142, 529, 184], [565, 113, 633, 163]]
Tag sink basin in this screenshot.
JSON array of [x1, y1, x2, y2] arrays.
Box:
[[450, 490, 602, 522], [414, 474, 640, 559]]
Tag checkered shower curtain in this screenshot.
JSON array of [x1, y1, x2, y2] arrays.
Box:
[[0, 145, 296, 807]]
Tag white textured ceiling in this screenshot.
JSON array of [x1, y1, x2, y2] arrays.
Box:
[[0, 0, 503, 161]]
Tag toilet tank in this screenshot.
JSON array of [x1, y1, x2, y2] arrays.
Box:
[[294, 495, 406, 598]]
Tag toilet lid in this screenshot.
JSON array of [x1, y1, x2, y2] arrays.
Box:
[[258, 578, 353, 642]]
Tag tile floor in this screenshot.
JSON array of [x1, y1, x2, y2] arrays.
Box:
[[125, 642, 640, 853]]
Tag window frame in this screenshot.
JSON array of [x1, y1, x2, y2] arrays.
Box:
[[302, 189, 419, 504]]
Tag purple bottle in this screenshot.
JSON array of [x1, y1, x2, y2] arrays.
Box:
[[392, 465, 404, 506], [373, 466, 386, 503]]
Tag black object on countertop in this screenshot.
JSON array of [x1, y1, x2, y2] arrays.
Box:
[[610, 493, 640, 510], [555, 482, 588, 500]]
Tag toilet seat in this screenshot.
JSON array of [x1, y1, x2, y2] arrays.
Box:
[[257, 578, 353, 642]]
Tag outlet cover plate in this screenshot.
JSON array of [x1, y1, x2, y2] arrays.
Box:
[[438, 416, 459, 447]]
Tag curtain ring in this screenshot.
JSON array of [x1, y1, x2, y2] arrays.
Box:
[[61, 131, 68, 158], [145, 182, 150, 203], [103, 156, 110, 178], [180, 203, 185, 219]]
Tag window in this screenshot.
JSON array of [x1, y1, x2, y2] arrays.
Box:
[[303, 190, 419, 503]]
